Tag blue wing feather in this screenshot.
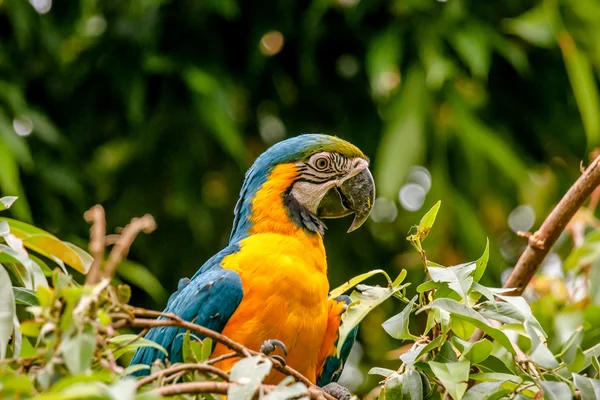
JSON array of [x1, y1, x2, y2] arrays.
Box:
[[317, 295, 359, 387], [129, 245, 243, 376]]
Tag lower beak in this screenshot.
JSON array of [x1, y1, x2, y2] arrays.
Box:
[[317, 168, 376, 233]]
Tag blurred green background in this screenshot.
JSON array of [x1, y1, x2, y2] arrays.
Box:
[[1, 0, 600, 394]]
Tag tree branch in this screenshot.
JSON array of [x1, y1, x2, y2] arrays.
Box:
[[136, 363, 230, 388], [84, 205, 106, 285], [504, 154, 600, 295], [114, 311, 337, 400], [470, 155, 600, 343], [151, 381, 329, 400]]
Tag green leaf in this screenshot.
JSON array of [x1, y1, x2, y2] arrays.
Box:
[[0, 218, 91, 274], [475, 301, 523, 324], [329, 269, 394, 298], [337, 280, 409, 357], [199, 337, 212, 362], [560, 35, 600, 148], [369, 367, 396, 377], [572, 373, 600, 399], [560, 327, 583, 364], [418, 299, 516, 355], [402, 370, 424, 400], [108, 334, 168, 360], [13, 287, 39, 306], [463, 381, 504, 400], [0, 196, 17, 211], [469, 373, 522, 384], [450, 24, 492, 79], [591, 259, 600, 306], [116, 260, 169, 304], [429, 360, 470, 400], [182, 330, 195, 364], [382, 295, 418, 340], [529, 342, 559, 369], [503, 4, 555, 47], [0, 264, 15, 359], [417, 280, 440, 293], [381, 372, 404, 400], [61, 328, 96, 374], [452, 337, 494, 364], [124, 364, 150, 375], [228, 356, 272, 400], [538, 381, 572, 400], [417, 200, 441, 241], [473, 239, 489, 282], [427, 262, 475, 303], [415, 336, 445, 361]]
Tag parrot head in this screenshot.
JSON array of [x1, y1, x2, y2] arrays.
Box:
[[230, 134, 375, 242]]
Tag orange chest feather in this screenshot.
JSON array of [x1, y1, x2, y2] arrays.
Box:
[[212, 233, 330, 383]]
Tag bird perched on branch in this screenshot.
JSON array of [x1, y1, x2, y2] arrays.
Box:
[[130, 134, 375, 393]]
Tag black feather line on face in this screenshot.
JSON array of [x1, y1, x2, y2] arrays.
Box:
[[283, 189, 326, 236]]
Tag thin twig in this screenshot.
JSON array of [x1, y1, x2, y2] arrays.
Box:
[[84, 205, 106, 285], [103, 215, 156, 279], [206, 352, 237, 365], [136, 363, 230, 388]]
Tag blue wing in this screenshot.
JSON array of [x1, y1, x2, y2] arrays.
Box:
[[129, 245, 243, 376], [317, 295, 359, 387]]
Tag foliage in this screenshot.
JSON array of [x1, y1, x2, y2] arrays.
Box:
[[2, 0, 600, 391], [367, 201, 600, 399], [1, 0, 600, 307], [2, 195, 600, 399], [0, 197, 408, 400]]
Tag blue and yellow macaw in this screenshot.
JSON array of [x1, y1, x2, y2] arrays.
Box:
[[130, 134, 375, 390]]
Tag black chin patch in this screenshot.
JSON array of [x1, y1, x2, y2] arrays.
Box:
[[283, 191, 326, 236]]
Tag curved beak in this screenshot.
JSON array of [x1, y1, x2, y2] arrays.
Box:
[[317, 167, 375, 232]]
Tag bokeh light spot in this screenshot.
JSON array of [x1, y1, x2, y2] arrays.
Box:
[[371, 197, 398, 223], [407, 165, 432, 193], [336, 54, 360, 79], [399, 183, 426, 211], [337, 0, 360, 7], [84, 15, 107, 37], [260, 31, 284, 56], [507, 205, 535, 233], [259, 115, 286, 144], [13, 116, 33, 137], [29, 0, 51, 14]]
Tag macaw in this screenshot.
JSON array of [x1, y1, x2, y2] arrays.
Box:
[[129, 134, 375, 391]]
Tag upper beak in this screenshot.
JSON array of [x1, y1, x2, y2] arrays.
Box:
[[316, 167, 375, 233]]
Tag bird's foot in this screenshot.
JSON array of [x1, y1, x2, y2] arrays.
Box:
[[321, 382, 352, 400], [260, 339, 287, 366]]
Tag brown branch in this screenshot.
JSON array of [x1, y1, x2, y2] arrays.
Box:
[[114, 310, 336, 400], [127, 317, 253, 358], [84, 205, 106, 285], [152, 381, 329, 400], [206, 352, 237, 365], [103, 215, 157, 279], [470, 154, 600, 343], [136, 363, 230, 388], [152, 381, 232, 396], [503, 154, 600, 295]]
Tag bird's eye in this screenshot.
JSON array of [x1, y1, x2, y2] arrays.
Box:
[[314, 157, 330, 170]]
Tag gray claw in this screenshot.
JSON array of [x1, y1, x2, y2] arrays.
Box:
[[271, 355, 286, 366], [322, 382, 352, 400], [260, 339, 288, 356]]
